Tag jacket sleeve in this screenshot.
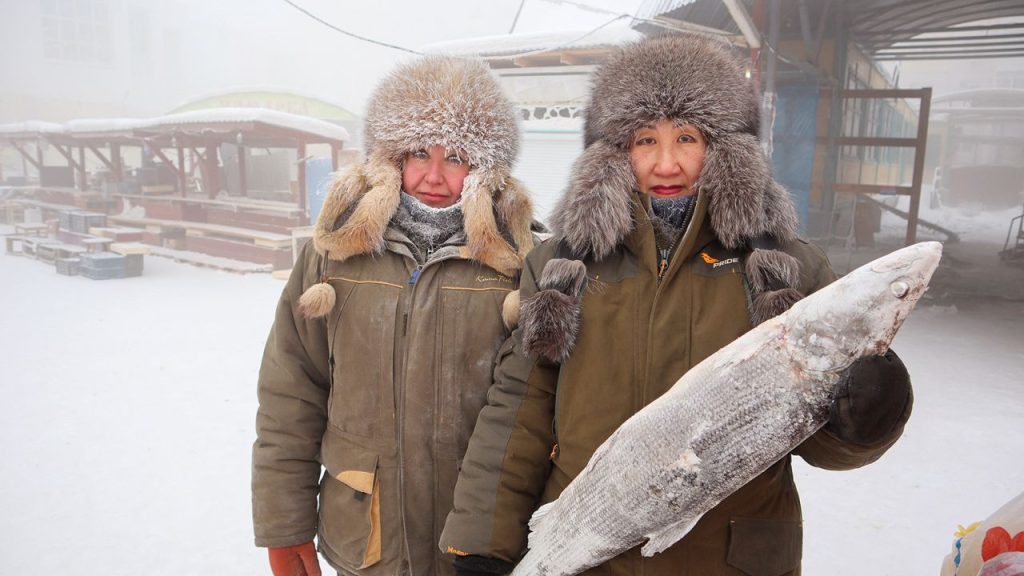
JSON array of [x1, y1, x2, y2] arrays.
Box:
[[440, 248, 560, 564], [251, 241, 331, 547], [788, 241, 913, 470]]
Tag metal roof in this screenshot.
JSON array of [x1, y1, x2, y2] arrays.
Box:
[[635, 0, 1024, 61]]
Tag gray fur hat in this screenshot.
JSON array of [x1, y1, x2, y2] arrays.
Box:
[[363, 56, 520, 171], [583, 34, 760, 148]]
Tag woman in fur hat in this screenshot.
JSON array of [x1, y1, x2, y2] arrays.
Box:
[[440, 35, 913, 575], [252, 56, 537, 576]]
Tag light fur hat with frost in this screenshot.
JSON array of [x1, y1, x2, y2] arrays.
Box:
[[363, 56, 520, 171]]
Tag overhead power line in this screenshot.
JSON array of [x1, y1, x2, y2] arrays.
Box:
[[279, 0, 422, 54]]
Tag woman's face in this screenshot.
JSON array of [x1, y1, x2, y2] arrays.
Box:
[[629, 120, 706, 198], [402, 145, 470, 208]]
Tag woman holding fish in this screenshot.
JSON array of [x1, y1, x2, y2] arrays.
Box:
[[441, 35, 914, 576]]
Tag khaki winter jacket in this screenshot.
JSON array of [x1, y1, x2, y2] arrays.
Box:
[[439, 192, 911, 576], [253, 155, 535, 576]]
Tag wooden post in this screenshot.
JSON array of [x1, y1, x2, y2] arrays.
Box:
[[205, 144, 220, 199], [78, 146, 87, 191], [177, 142, 186, 197], [238, 144, 248, 197], [906, 87, 931, 246], [36, 141, 44, 182], [111, 143, 122, 195], [331, 143, 340, 171]]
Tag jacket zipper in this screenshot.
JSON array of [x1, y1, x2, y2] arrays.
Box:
[[657, 248, 670, 280], [395, 246, 449, 574]]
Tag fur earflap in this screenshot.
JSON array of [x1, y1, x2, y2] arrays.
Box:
[[313, 153, 401, 259], [550, 141, 637, 260], [520, 258, 589, 362], [298, 281, 337, 318], [700, 132, 797, 249], [462, 171, 531, 277], [364, 56, 519, 171]]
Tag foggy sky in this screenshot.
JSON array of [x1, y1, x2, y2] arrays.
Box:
[[0, 0, 647, 121]]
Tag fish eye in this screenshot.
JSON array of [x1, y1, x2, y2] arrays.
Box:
[[890, 281, 910, 298]]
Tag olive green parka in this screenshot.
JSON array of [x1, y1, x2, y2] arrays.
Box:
[[253, 55, 535, 576]]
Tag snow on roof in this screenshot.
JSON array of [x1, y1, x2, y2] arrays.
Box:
[[0, 121, 65, 136], [421, 25, 642, 58], [142, 108, 349, 142], [65, 118, 145, 134], [0, 109, 349, 143]]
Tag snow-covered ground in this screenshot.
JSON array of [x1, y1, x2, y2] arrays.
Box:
[[1, 213, 1022, 575]]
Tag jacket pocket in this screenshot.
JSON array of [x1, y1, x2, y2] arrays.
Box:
[[726, 517, 802, 576], [436, 287, 508, 455], [326, 278, 400, 439], [319, 444, 382, 570]]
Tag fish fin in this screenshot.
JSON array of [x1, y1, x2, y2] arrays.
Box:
[[526, 501, 558, 549], [640, 514, 703, 557]]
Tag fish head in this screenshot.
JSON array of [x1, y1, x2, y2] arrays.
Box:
[[783, 241, 942, 375]]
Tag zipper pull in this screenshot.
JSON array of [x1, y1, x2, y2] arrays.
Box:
[[408, 266, 422, 285], [658, 248, 670, 279]]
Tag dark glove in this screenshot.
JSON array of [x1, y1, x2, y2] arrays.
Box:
[[268, 541, 321, 576], [453, 554, 515, 576], [825, 349, 913, 445]]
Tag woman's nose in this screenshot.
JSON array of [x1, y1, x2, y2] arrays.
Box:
[[653, 145, 682, 176], [424, 160, 445, 184]]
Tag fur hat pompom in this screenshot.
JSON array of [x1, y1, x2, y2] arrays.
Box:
[[746, 248, 801, 293], [521, 290, 582, 363], [751, 288, 804, 325], [502, 289, 521, 330], [520, 258, 589, 362], [298, 281, 336, 318]]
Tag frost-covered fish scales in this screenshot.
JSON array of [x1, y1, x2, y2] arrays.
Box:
[[513, 242, 943, 576]]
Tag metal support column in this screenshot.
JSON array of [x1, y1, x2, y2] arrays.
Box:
[[821, 11, 849, 238], [760, 0, 781, 153]]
